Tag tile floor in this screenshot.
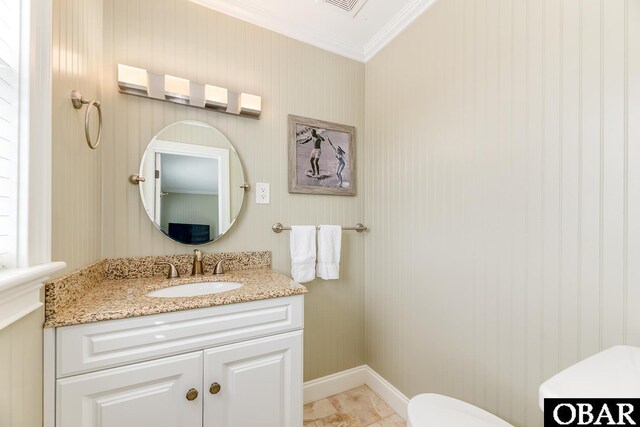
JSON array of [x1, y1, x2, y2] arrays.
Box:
[[303, 385, 407, 427]]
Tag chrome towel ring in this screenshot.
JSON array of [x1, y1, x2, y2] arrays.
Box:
[[71, 90, 102, 150]]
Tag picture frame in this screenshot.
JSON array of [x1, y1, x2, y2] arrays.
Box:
[[288, 115, 356, 196]]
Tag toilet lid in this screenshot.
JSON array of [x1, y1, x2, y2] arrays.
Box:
[[408, 394, 513, 427]]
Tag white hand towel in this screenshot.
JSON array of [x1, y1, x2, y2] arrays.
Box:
[[316, 225, 342, 280], [290, 226, 317, 283]]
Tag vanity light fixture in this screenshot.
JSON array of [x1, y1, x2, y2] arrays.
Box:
[[164, 74, 190, 102], [117, 64, 148, 95], [239, 93, 262, 117], [205, 84, 228, 110], [116, 64, 261, 119]]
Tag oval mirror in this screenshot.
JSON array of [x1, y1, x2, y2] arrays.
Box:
[[138, 120, 246, 245]]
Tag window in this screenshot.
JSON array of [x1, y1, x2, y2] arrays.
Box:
[[0, 0, 21, 270], [0, 0, 63, 330]]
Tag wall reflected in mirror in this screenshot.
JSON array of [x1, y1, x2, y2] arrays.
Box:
[[139, 121, 245, 245]]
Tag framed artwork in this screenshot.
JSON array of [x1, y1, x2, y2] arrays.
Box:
[[288, 115, 356, 196]]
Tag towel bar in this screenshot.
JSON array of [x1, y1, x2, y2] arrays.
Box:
[[272, 223, 368, 233]]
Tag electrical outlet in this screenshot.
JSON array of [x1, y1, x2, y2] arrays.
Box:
[[256, 183, 270, 204]]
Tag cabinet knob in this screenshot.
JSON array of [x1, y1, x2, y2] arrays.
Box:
[[209, 382, 222, 394], [186, 388, 199, 401]]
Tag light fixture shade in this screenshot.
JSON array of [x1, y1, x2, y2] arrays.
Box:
[[205, 85, 228, 109], [164, 75, 190, 101], [116, 65, 262, 119], [239, 93, 262, 117], [118, 64, 148, 95]]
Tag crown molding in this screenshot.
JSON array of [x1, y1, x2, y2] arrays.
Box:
[[190, 0, 366, 61], [363, 0, 438, 61], [190, 0, 438, 63]]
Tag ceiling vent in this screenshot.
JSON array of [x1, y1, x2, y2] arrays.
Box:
[[323, 0, 369, 17]]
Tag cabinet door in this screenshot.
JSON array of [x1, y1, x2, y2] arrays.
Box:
[[204, 331, 303, 427], [57, 351, 203, 427]]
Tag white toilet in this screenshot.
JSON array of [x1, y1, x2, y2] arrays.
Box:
[[407, 345, 640, 427], [407, 394, 513, 427]]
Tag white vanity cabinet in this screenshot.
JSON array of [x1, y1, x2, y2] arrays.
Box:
[[57, 351, 204, 427], [47, 295, 304, 427], [204, 332, 302, 427]]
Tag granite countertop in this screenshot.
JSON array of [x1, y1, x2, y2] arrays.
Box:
[[44, 252, 306, 328]]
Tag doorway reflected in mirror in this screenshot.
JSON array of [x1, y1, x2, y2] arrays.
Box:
[[137, 121, 246, 245]]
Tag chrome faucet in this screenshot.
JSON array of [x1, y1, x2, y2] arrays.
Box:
[[192, 249, 204, 276]]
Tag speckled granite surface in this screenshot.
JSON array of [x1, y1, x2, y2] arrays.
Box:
[[44, 251, 306, 328], [103, 251, 271, 280], [44, 260, 107, 324]]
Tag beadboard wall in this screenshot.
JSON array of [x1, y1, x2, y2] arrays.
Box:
[[100, 0, 365, 381], [0, 310, 45, 427], [364, 0, 640, 426], [52, 0, 103, 274]]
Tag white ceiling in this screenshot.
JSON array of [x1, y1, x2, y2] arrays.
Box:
[[161, 154, 219, 195], [189, 0, 437, 62]]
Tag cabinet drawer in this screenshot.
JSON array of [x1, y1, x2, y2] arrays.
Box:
[[56, 295, 303, 378]]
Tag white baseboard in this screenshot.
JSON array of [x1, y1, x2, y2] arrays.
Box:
[[365, 367, 410, 420], [304, 365, 410, 420], [303, 365, 369, 404]]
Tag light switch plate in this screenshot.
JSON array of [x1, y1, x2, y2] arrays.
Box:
[[256, 183, 270, 204]]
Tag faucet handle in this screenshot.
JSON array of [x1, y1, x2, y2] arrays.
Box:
[[155, 262, 180, 279], [212, 258, 233, 275]]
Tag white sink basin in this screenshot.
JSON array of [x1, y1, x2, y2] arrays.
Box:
[[147, 281, 243, 298]]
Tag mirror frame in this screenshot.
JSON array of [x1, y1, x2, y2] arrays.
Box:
[[137, 120, 247, 246]]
